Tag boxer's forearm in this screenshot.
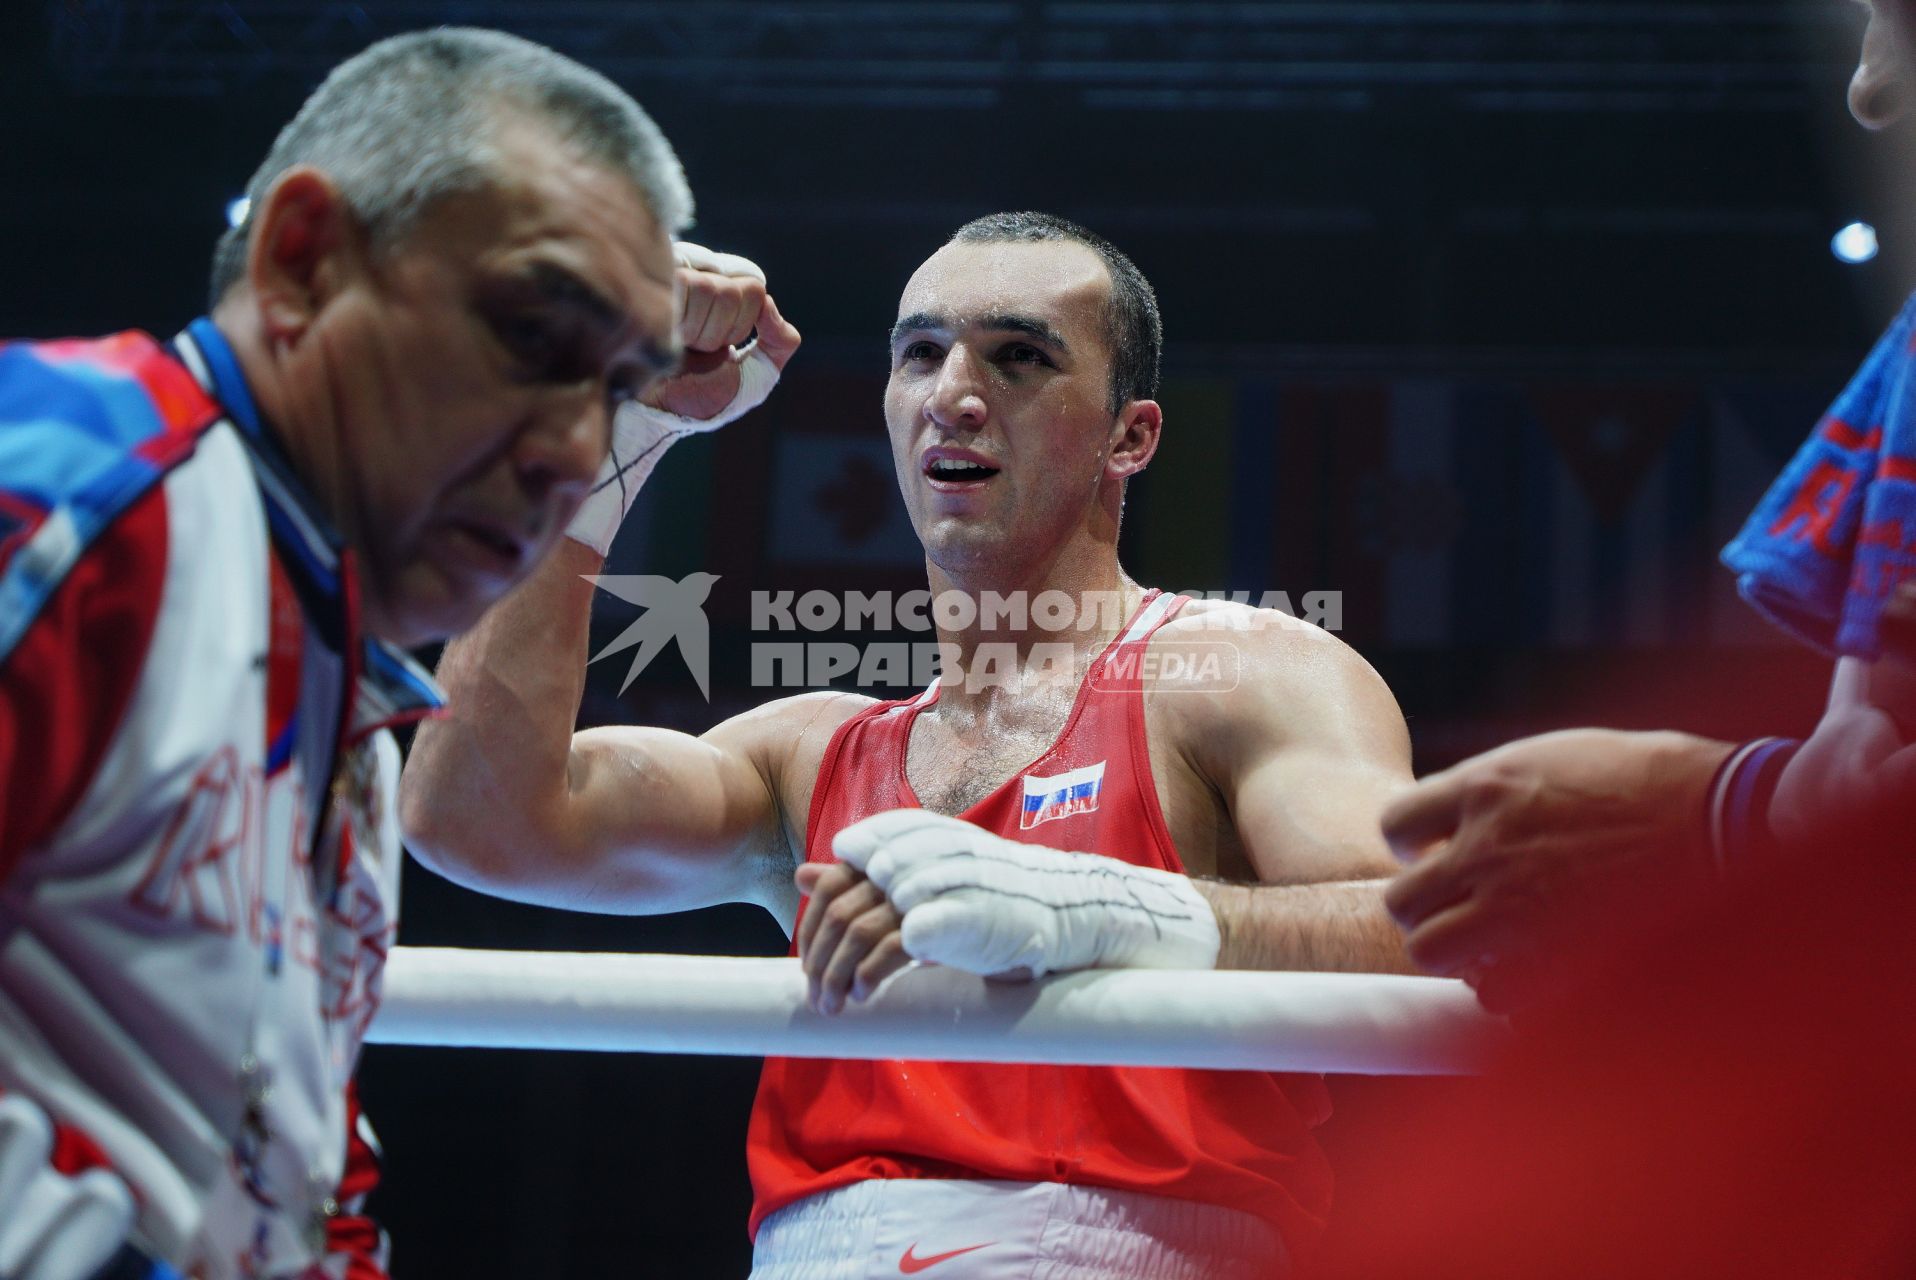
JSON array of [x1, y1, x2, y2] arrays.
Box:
[[400, 539, 603, 881], [1196, 879, 1415, 974]]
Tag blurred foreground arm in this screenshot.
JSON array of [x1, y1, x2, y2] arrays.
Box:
[[1383, 729, 1735, 1013], [1770, 581, 1916, 861], [1385, 585, 1916, 1013]]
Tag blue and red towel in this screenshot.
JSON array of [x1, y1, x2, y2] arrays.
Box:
[[1723, 296, 1916, 658]]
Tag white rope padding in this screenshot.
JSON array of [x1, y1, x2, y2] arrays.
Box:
[[367, 948, 1506, 1075]]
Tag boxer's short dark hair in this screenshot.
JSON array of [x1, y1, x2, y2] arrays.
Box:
[[950, 212, 1161, 417]]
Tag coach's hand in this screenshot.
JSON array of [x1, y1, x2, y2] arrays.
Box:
[[1382, 729, 1732, 1015], [1772, 583, 1916, 861], [1870, 577, 1916, 738], [0, 1094, 135, 1280]]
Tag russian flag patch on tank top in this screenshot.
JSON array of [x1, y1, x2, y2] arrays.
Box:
[[1019, 760, 1106, 829]]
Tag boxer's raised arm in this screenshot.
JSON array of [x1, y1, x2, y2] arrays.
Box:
[[401, 539, 822, 926], [401, 244, 826, 929]]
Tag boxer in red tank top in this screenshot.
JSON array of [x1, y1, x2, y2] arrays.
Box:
[[406, 214, 1416, 1277], [750, 589, 1336, 1250]]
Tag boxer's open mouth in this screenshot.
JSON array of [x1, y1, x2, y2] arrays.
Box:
[[927, 460, 997, 481], [922, 448, 1001, 488]]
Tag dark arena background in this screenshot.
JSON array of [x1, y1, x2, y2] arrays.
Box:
[[3, 2, 1903, 1274]]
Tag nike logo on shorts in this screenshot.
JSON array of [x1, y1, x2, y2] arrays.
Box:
[[898, 1240, 994, 1272]]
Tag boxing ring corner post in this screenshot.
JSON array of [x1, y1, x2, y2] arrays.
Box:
[[365, 947, 1507, 1076]]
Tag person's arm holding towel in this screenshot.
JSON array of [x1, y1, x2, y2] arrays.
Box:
[[1383, 297, 1916, 1014]]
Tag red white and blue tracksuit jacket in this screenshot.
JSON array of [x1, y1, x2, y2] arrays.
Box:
[[0, 318, 441, 1278]]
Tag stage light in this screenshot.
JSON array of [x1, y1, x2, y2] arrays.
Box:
[[226, 196, 252, 229], [1832, 221, 1878, 264]]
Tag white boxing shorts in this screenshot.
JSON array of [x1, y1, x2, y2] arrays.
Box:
[[749, 1178, 1289, 1279]]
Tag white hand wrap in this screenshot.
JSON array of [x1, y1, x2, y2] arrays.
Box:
[[833, 809, 1222, 979], [0, 1095, 134, 1280], [564, 241, 782, 557], [672, 240, 766, 283]]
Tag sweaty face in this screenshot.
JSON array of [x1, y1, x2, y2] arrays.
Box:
[[885, 240, 1123, 577], [293, 118, 679, 645]]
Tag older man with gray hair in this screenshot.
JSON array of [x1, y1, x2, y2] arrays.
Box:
[[0, 27, 796, 1279]]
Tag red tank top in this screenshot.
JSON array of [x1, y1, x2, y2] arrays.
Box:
[[746, 590, 1335, 1246]]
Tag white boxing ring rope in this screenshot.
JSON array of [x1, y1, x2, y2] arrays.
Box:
[[367, 948, 1507, 1076]]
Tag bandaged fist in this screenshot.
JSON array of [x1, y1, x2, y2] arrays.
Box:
[[566, 241, 801, 554], [0, 1094, 135, 1280], [643, 241, 800, 424], [829, 809, 1222, 980]]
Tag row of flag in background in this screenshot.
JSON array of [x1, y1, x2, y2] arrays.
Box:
[[608, 363, 1845, 654]]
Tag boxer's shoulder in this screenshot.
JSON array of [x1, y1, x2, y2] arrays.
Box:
[[735, 687, 876, 741], [723, 688, 877, 798], [1152, 596, 1369, 697], [711, 690, 875, 884], [1146, 596, 1402, 758]]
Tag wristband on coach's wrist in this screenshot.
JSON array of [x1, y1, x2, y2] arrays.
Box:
[[1705, 736, 1801, 880]]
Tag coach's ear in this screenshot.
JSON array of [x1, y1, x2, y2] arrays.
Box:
[[1105, 399, 1162, 481], [246, 166, 362, 346]]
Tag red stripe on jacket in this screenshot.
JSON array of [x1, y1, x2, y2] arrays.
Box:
[[0, 486, 169, 878]]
